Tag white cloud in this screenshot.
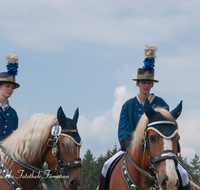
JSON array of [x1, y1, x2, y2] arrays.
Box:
[[79, 83, 200, 162], [79, 86, 132, 157], [178, 110, 200, 161], [1, 0, 200, 51], [181, 148, 196, 162]]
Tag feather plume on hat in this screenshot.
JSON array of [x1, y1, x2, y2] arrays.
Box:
[[143, 44, 158, 71], [5, 52, 19, 76]]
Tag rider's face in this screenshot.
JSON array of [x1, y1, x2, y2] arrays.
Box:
[[137, 80, 154, 95]]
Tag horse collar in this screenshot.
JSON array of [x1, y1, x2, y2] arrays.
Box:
[[122, 153, 158, 190]]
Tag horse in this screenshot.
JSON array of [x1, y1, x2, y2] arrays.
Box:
[[109, 100, 182, 190], [0, 107, 82, 190]]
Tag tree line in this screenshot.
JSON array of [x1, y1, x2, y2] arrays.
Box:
[[43, 144, 200, 189]]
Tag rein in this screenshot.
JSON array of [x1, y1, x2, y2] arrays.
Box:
[[0, 145, 48, 177], [122, 152, 158, 190], [0, 147, 42, 190], [127, 154, 156, 181]]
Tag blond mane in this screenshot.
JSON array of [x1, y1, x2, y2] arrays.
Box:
[[130, 107, 177, 154], [0, 114, 75, 164]]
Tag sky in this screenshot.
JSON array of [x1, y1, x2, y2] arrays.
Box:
[[0, 0, 200, 162]]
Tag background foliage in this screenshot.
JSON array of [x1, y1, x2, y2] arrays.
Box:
[[44, 144, 200, 189]]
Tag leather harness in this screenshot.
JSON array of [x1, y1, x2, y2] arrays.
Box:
[[0, 122, 82, 190]]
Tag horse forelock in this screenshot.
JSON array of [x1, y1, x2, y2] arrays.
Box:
[[59, 135, 76, 156], [130, 107, 177, 154], [0, 114, 57, 164]]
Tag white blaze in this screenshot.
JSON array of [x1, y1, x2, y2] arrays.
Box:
[[163, 138, 178, 187]]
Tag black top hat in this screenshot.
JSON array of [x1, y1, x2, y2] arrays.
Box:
[[133, 44, 159, 83], [0, 52, 20, 88]]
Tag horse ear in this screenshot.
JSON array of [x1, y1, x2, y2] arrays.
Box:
[[73, 108, 79, 124], [170, 101, 183, 120], [144, 98, 156, 119], [57, 106, 67, 126]]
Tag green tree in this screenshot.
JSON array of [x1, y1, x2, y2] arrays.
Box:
[[42, 163, 62, 190], [178, 153, 191, 172], [111, 143, 118, 156], [95, 154, 107, 178], [190, 154, 200, 180], [79, 149, 96, 190]]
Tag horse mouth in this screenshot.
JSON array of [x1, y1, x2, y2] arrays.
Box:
[[60, 178, 81, 190]]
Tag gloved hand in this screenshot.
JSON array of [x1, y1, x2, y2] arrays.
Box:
[[121, 138, 131, 151]]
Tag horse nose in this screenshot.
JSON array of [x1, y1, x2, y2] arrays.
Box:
[[161, 176, 168, 190], [70, 179, 81, 189], [161, 176, 179, 190]]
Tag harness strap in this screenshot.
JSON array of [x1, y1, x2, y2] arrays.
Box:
[[42, 135, 55, 161], [122, 153, 158, 190], [50, 157, 82, 175], [151, 150, 178, 165], [0, 145, 48, 178], [127, 154, 156, 181], [42, 132, 82, 176], [0, 157, 22, 190], [0, 157, 42, 190]]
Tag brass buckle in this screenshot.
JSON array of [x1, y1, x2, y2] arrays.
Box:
[[47, 139, 53, 147]]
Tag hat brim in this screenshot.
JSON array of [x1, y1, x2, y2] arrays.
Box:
[[132, 79, 159, 83], [0, 81, 20, 89]]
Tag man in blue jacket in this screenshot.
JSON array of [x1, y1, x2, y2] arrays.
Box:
[[99, 45, 190, 190], [0, 52, 20, 141]]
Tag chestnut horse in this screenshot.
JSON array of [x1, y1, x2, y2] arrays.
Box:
[[109, 100, 182, 190], [0, 107, 82, 190]]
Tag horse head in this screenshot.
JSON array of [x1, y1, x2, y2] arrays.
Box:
[[44, 107, 82, 190], [143, 99, 182, 190]]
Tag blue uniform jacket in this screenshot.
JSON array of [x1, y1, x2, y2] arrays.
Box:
[[118, 94, 169, 147], [0, 106, 18, 138]]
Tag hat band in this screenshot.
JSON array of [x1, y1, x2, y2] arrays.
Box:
[[0, 75, 15, 82], [137, 71, 154, 80]]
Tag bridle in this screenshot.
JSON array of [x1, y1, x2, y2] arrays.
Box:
[[122, 121, 179, 190], [42, 121, 82, 176], [0, 121, 82, 190], [141, 124, 178, 174]]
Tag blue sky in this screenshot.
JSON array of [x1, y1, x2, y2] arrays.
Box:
[[0, 0, 200, 161]]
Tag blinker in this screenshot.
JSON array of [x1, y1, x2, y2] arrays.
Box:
[[147, 124, 178, 139]]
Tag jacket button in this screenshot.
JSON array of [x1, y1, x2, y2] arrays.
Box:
[[3, 131, 6, 133], [5, 120, 7, 122], [139, 115, 141, 117], [139, 108, 141, 111], [5, 126, 7, 128], [7, 113, 9, 116]]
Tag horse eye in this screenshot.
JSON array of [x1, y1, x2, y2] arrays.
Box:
[[150, 135, 156, 143], [61, 143, 66, 148]]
